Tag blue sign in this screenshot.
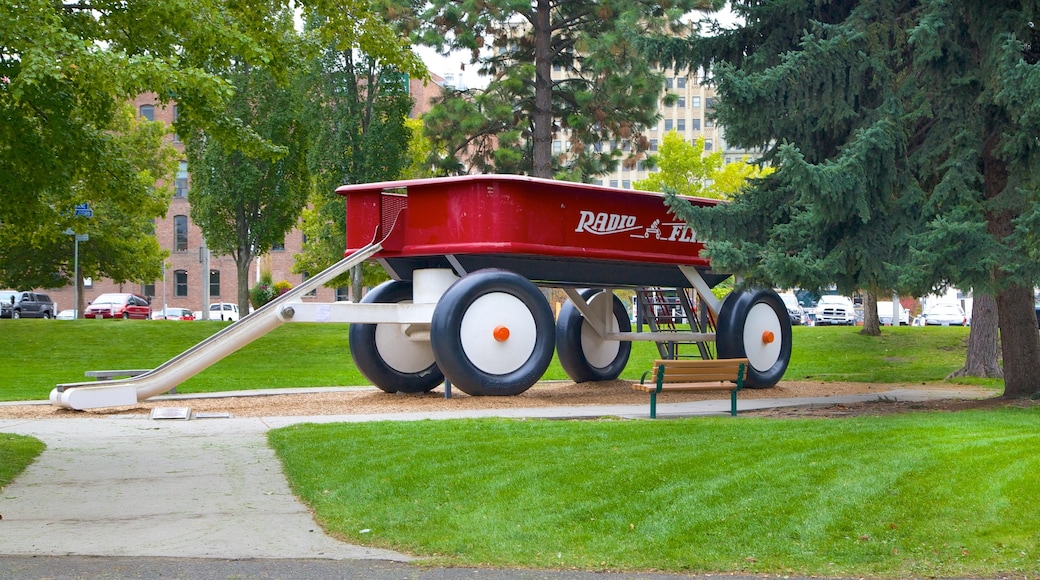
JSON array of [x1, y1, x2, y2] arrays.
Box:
[[74, 203, 93, 218]]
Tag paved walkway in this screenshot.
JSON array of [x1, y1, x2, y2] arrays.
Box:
[[0, 387, 991, 579]]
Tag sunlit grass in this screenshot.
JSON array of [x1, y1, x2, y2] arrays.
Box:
[[270, 409, 1040, 577]]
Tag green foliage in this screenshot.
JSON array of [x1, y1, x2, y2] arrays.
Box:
[[634, 131, 773, 199], [271, 409, 1040, 576], [188, 10, 313, 312], [417, 0, 719, 178], [249, 271, 293, 309], [292, 25, 416, 297], [0, 102, 176, 289], [0, 433, 46, 491], [1, 0, 419, 292], [653, 1, 1040, 395]]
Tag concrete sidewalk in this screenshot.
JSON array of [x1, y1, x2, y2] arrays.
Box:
[[0, 388, 990, 569]]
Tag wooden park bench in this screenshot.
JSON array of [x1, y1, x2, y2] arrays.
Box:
[[633, 358, 748, 418]]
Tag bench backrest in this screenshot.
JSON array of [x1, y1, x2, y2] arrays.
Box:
[[653, 358, 749, 384]]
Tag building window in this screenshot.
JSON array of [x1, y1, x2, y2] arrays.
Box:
[[142, 282, 155, 299], [692, 97, 701, 108], [706, 97, 717, 109], [664, 119, 673, 131], [209, 270, 220, 297], [174, 161, 188, 198], [552, 140, 562, 154], [174, 270, 188, 297], [650, 139, 658, 151], [706, 118, 715, 128], [301, 273, 316, 296], [677, 77, 687, 89], [704, 139, 713, 151], [336, 286, 351, 302], [172, 104, 181, 143], [139, 104, 154, 121], [665, 77, 674, 89], [609, 179, 618, 188], [622, 180, 631, 189], [677, 118, 686, 131], [272, 238, 285, 251], [677, 96, 686, 108], [174, 215, 188, 251]]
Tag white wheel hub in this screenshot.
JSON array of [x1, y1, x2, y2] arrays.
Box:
[[375, 301, 436, 373], [579, 292, 621, 369], [459, 292, 538, 375], [743, 302, 783, 372]]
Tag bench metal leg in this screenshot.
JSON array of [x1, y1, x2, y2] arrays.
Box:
[[649, 392, 657, 419], [730, 390, 738, 416]]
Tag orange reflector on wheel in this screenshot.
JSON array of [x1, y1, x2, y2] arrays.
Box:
[[762, 330, 775, 344], [493, 325, 510, 342]]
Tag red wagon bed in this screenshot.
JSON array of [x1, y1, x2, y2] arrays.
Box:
[[338, 175, 729, 289]]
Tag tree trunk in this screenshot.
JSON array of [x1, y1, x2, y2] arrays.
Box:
[[982, 136, 1040, 398], [531, 0, 553, 178], [947, 292, 1002, 379], [859, 291, 881, 336], [995, 284, 1040, 398], [236, 253, 252, 317], [351, 265, 363, 303]]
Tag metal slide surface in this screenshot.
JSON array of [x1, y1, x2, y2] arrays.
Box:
[[52, 243, 382, 410]]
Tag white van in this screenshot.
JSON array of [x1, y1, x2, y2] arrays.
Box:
[[876, 301, 910, 325]]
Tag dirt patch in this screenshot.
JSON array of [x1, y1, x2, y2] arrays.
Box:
[[0, 380, 1012, 420]]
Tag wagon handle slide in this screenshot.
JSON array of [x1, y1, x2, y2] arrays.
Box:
[[51, 240, 385, 410]]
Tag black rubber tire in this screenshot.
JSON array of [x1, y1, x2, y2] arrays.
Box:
[[349, 280, 443, 394], [716, 288, 792, 388], [556, 289, 632, 383], [122, 312, 130, 319], [12, 310, 19, 319], [431, 269, 555, 396]]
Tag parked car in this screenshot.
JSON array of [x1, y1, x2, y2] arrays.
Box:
[[0, 289, 19, 319], [919, 302, 968, 326], [56, 309, 78, 320], [152, 307, 196, 321], [814, 295, 857, 325], [5, 291, 56, 319], [204, 302, 240, 321], [84, 293, 151, 319], [876, 301, 910, 326], [778, 292, 807, 325]]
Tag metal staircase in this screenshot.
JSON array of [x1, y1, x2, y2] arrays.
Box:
[[634, 287, 715, 360]]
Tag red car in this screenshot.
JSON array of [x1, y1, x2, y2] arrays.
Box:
[[84, 293, 152, 319]]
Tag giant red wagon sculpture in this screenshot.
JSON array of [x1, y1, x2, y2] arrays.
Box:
[[52, 175, 791, 410]]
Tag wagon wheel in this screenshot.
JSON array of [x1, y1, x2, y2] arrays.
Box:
[[715, 288, 792, 388], [349, 280, 443, 394], [431, 269, 555, 396], [556, 289, 632, 383]]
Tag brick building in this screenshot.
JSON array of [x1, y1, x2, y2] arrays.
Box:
[[44, 74, 445, 317]]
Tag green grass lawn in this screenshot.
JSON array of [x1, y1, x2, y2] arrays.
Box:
[[0, 319, 992, 402], [269, 409, 1040, 577], [0, 433, 45, 491]]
